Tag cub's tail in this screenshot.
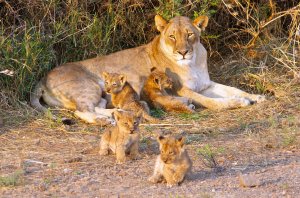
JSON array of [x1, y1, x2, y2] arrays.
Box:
[[30, 78, 47, 112]]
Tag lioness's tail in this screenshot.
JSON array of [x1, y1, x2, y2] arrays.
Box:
[[30, 78, 47, 112]]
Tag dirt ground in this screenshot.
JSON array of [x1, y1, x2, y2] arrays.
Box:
[[0, 85, 300, 197]]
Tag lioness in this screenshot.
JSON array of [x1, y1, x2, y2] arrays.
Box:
[[31, 15, 265, 123], [148, 135, 192, 187]]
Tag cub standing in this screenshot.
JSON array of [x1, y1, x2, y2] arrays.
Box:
[[102, 72, 158, 123], [148, 135, 192, 187], [99, 110, 141, 164]]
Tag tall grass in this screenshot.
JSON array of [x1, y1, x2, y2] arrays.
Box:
[[0, 0, 298, 104]]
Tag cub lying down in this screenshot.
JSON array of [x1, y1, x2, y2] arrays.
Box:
[[142, 68, 194, 113], [99, 110, 141, 164], [148, 135, 192, 187], [103, 72, 158, 123]]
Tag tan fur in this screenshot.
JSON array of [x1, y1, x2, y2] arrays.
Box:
[[142, 68, 194, 113], [148, 135, 192, 187], [31, 15, 265, 119], [99, 111, 141, 164], [103, 72, 158, 123]]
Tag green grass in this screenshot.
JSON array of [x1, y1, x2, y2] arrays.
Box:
[[150, 109, 167, 118], [197, 144, 225, 168], [0, 170, 24, 187]]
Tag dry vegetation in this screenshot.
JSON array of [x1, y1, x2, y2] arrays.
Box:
[[0, 0, 300, 197]]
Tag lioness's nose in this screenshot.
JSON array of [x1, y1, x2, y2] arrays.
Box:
[[177, 50, 188, 56]]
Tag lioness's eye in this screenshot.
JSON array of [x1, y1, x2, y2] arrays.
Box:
[[188, 33, 194, 37], [169, 35, 175, 39], [113, 83, 117, 86]]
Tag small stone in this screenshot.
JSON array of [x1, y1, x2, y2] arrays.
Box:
[[63, 168, 72, 174], [239, 173, 260, 188]]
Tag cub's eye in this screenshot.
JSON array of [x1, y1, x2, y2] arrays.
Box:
[[125, 122, 129, 126], [169, 151, 174, 155], [169, 35, 175, 40], [188, 33, 194, 37], [112, 83, 117, 87], [134, 121, 138, 125], [105, 81, 108, 85]]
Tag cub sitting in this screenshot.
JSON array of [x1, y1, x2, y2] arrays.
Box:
[[142, 68, 194, 113], [99, 110, 141, 164], [102, 72, 158, 123], [148, 135, 192, 187]]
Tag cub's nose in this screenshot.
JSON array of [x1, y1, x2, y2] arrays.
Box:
[[177, 50, 188, 57]]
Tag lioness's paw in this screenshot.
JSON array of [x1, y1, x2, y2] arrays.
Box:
[[252, 95, 266, 103], [188, 104, 195, 110], [231, 97, 251, 107]]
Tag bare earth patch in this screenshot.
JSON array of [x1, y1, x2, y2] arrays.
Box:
[[0, 87, 299, 197]]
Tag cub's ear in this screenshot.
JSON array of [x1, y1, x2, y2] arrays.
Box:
[[157, 135, 165, 143], [193, 15, 209, 31], [113, 110, 122, 122], [135, 110, 143, 122], [119, 75, 127, 84], [155, 15, 167, 32], [153, 77, 160, 86], [150, 67, 157, 72], [176, 136, 185, 147], [102, 72, 109, 79]]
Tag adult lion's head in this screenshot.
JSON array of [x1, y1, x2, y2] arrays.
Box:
[[155, 15, 208, 65]]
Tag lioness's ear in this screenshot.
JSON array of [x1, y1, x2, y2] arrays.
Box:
[[193, 15, 209, 31], [176, 136, 185, 147], [155, 15, 167, 32], [119, 75, 127, 85], [102, 72, 109, 80], [150, 67, 157, 72]]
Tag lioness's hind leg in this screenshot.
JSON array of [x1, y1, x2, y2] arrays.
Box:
[[98, 98, 107, 109], [202, 82, 266, 103]]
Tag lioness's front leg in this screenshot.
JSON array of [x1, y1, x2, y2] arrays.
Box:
[[201, 81, 266, 103], [178, 87, 251, 110]]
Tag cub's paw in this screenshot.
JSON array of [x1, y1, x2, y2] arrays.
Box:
[[173, 173, 184, 183], [129, 154, 140, 160], [116, 158, 126, 164], [166, 182, 178, 188], [99, 149, 108, 156], [148, 176, 160, 183]]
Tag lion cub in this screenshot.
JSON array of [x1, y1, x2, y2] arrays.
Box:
[[142, 68, 194, 113], [148, 135, 192, 187], [102, 72, 158, 122], [99, 110, 141, 163]]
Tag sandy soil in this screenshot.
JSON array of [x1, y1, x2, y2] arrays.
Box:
[[0, 91, 299, 197]]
